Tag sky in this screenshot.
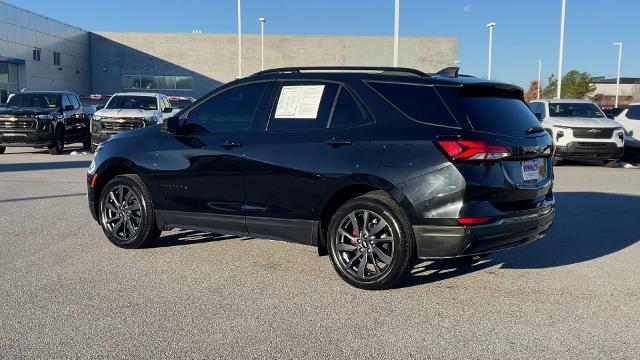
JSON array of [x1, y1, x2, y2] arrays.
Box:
[[10, 0, 640, 89]]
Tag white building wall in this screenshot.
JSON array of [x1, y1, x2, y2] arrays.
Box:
[[0, 1, 91, 94]]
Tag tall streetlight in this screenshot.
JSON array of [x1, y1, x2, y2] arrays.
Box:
[[536, 59, 542, 99], [613, 42, 623, 108], [237, 0, 242, 78], [556, 0, 566, 99], [259, 17, 266, 71], [486, 22, 496, 80], [393, 0, 399, 66]]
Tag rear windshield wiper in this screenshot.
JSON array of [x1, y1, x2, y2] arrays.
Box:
[[526, 126, 546, 135]]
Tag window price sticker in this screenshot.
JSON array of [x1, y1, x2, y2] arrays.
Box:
[[275, 85, 325, 119]]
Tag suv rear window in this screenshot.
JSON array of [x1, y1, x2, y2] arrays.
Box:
[[368, 82, 459, 127], [461, 97, 542, 136]]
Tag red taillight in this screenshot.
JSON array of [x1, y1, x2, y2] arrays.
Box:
[[437, 140, 511, 161], [456, 217, 494, 225]]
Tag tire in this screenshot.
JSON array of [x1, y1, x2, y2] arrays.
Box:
[[48, 127, 65, 155], [552, 158, 563, 166], [327, 193, 416, 290], [82, 139, 91, 150], [98, 174, 161, 248], [91, 142, 98, 153], [0, 146, 5, 154]]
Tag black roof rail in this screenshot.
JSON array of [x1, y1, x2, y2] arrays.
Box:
[[252, 66, 429, 77]]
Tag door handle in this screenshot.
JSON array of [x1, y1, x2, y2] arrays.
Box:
[[221, 140, 243, 149], [325, 138, 352, 147]]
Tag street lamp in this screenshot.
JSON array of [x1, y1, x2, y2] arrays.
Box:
[[536, 59, 542, 99], [237, 0, 242, 78], [393, 0, 399, 66], [486, 22, 496, 80], [556, 0, 566, 99], [613, 42, 623, 108], [259, 17, 266, 71], [454, 60, 462, 66]]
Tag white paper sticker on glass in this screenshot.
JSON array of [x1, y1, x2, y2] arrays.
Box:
[[275, 85, 325, 119]]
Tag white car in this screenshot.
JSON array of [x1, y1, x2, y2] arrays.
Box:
[[90, 92, 174, 151], [528, 99, 625, 165], [614, 103, 640, 159]]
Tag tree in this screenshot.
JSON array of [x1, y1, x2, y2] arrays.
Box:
[[524, 80, 542, 102], [542, 70, 596, 99]]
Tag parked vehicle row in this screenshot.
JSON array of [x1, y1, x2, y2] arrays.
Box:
[[87, 66, 555, 289], [0, 92, 196, 155], [528, 99, 625, 165]]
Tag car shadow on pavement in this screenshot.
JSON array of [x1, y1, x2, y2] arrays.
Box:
[[146, 229, 239, 248], [0, 160, 91, 172], [403, 192, 640, 287]]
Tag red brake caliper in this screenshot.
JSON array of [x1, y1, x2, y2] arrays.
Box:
[[351, 229, 358, 245]]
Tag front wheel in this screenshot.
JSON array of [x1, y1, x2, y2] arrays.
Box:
[[0, 146, 5, 154], [327, 193, 415, 290], [99, 174, 161, 248], [47, 127, 65, 155]]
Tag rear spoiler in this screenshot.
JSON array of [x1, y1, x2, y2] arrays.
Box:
[[458, 83, 525, 101]]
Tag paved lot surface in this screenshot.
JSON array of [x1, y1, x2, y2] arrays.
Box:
[[0, 146, 638, 359]]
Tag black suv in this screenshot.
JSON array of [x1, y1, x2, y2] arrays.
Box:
[[0, 91, 91, 154], [87, 67, 555, 289]]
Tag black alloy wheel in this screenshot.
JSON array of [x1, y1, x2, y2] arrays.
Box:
[[327, 193, 415, 290], [48, 127, 65, 155], [99, 174, 160, 248]]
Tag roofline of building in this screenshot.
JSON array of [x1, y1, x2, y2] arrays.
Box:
[[93, 31, 456, 40]]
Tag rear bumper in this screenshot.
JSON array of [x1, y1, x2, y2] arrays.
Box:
[[413, 206, 555, 259], [0, 131, 53, 147], [555, 141, 623, 161]]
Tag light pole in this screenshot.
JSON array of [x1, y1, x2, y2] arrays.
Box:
[[237, 0, 242, 78], [486, 22, 496, 80], [259, 17, 266, 71], [536, 59, 542, 99], [613, 42, 623, 108], [454, 60, 462, 66], [393, 0, 399, 67], [556, 0, 566, 99]]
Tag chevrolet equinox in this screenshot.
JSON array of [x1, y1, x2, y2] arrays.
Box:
[[87, 67, 555, 289]]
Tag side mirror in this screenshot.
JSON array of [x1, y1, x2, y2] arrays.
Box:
[[163, 107, 173, 113], [534, 112, 543, 121], [162, 116, 181, 134], [64, 104, 74, 111]]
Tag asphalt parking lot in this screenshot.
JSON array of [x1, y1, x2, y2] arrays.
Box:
[[0, 146, 638, 359]]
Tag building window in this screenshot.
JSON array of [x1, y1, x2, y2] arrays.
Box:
[[32, 48, 41, 61], [53, 52, 61, 66], [122, 75, 193, 90]]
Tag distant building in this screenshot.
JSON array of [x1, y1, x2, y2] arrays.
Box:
[[0, 2, 457, 101], [590, 76, 640, 108]]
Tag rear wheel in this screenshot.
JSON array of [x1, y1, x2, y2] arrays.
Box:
[[99, 174, 160, 248], [82, 139, 91, 150], [327, 193, 415, 290], [47, 127, 65, 155], [0, 146, 5, 154]]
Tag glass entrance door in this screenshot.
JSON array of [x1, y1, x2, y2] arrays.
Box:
[[0, 62, 20, 104]]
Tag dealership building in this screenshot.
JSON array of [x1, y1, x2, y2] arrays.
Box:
[[0, 1, 457, 102]]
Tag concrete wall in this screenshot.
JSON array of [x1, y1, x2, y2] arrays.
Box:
[[0, 1, 90, 94], [593, 83, 639, 97], [92, 32, 456, 98]]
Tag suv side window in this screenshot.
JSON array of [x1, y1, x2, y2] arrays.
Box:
[[368, 82, 459, 127], [268, 82, 339, 131], [62, 95, 72, 109], [329, 86, 369, 128], [626, 105, 640, 120], [185, 82, 268, 133], [529, 102, 545, 119]]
